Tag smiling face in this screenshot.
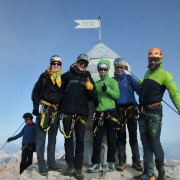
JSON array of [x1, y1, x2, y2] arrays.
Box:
[[115, 65, 126, 74], [77, 59, 88, 71], [98, 68, 108, 75], [50, 61, 62, 71]]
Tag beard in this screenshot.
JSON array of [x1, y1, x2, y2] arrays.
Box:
[[148, 63, 160, 71]]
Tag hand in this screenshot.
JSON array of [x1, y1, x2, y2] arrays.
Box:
[[102, 83, 107, 92], [7, 137, 14, 142], [33, 109, 39, 116], [85, 77, 93, 90]]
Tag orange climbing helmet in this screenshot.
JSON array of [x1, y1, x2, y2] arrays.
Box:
[[148, 47, 163, 59]]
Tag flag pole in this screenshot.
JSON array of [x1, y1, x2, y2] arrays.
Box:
[[98, 16, 101, 42]]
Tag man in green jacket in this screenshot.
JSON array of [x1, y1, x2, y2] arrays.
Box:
[[132, 48, 180, 180], [88, 59, 120, 173]]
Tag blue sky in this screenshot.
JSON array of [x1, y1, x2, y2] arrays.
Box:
[[0, 0, 180, 159]]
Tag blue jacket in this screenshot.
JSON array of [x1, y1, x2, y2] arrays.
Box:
[[114, 72, 141, 105], [13, 122, 36, 144]]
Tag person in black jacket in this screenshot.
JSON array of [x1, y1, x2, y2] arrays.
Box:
[[60, 54, 97, 180], [7, 113, 36, 174], [32, 55, 62, 176]]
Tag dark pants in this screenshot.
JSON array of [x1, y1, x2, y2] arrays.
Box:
[[63, 115, 87, 170], [91, 111, 117, 164], [116, 109, 140, 163], [36, 113, 58, 170], [138, 112, 164, 174], [20, 145, 34, 174]]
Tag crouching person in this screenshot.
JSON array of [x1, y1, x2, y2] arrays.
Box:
[[32, 55, 63, 176], [7, 113, 36, 174]]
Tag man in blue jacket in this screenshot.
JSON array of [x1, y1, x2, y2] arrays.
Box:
[[7, 113, 36, 174], [114, 58, 143, 172]]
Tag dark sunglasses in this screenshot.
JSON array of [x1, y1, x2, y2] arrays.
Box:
[[78, 60, 88, 67], [51, 62, 62, 66], [98, 68, 108, 72], [148, 57, 160, 63], [115, 66, 125, 70]]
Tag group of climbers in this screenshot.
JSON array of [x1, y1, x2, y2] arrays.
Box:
[[6, 47, 180, 180]]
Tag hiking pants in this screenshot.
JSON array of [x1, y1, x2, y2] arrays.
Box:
[[91, 111, 117, 164], [116, 107, 140, 163], [63, 115, 87, 170], [36, 114, 58, 170], [20, 146, 33, 174], [138, 112, 164, 174]]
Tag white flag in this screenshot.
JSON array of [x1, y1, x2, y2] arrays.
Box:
[[74, 19, 101, 29]]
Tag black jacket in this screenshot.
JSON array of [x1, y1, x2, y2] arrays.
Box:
[[32, 70, 62, 109], [60, 65, 97, 117]]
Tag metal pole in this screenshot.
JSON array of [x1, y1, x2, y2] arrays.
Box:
[[98, 16, 101, 42], [0, 121, 25, 151]]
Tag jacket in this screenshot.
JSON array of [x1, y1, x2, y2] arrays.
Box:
[[32, 70, 62, 109], [95, 59, 120, 112], [13, 122, 36, 144], [60, 65, 97, 117], [114, 72, 141, 105], [139, 59, 180, 112]]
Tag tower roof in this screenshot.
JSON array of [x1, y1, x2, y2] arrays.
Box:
[[86, 41, 120, 59]]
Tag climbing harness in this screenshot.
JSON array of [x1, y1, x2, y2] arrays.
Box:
[[92, 112, 120, 136], [140, 102, 161, 114], [59, 114, 86, 139], [39, 99, 59, 131], [116, 105, 138, 130]]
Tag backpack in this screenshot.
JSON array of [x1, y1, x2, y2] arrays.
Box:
[[126, 74, 135, 91], [31, 78, 46, 101]]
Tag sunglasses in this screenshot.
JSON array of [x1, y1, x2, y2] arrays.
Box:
[[98, 68, 108, 72], [51, 62, 62, 66], [115, 66, 125, 70], [148, 57, 160, 63], [78, 60, 88, 67]]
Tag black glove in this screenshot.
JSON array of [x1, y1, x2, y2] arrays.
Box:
[[7, 137, 14, 142], [33, 109, 39, 116], [102, 83, 107, 92]]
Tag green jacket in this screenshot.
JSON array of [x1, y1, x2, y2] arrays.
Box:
[[139, 58, 180, 113], [95, 59, 120, 112]]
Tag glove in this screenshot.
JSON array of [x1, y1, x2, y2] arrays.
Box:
[[33, 109, 39, 116], [85, 77, 93, 90], [102, 83, 107, 92], [7, 137, 14, 142]]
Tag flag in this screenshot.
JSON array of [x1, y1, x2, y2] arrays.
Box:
[[74, 19, 101, 29]]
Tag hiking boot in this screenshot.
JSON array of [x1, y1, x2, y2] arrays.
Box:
[[132, 173, 155, 180], [117, 162, 126, 171], [132, 162, 143, 172], [48, 166, 61, 172], [108, 162, 114, 171], [87, 163, 99, 173], [39, 168, 48, 176], [75, 169, 84, 180], [65, 164, 75, 176]]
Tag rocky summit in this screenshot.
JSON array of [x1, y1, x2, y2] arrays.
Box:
[[1, 155, 180, 180]]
